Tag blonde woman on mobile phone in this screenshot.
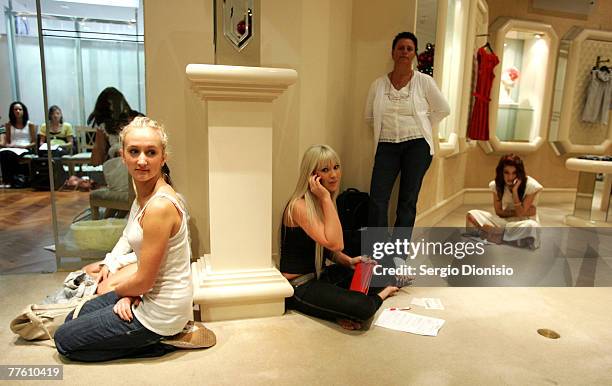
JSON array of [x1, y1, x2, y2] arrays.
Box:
[[281, 145, 405, 331]]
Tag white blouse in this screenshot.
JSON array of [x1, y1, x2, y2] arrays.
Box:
[[379, 77, 422, 143]]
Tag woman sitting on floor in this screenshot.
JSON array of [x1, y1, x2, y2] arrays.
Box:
[[55, 117, 197, 361], [281, 144, 403, 331], [466, 153, 543, 249]]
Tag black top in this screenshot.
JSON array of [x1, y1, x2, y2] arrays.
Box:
[[280, 224, 316, 274]]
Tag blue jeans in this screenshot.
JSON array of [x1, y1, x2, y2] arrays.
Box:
[[286, 265, 384, 322], [368, 139, 432, 235], [55, 291, 174, 362]]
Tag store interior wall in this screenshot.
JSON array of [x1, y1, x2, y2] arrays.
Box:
[[144, 0, 215, 257], [343, 0, 469, 221], [465, 0, 612, 191], [144, 0, 476, 259], [144, 0, 611, 260]]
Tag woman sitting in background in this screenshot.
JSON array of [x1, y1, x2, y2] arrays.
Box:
[[39, 105, 74, 152], [281, 144, 402, 331], [89, 87, 142, 166], [466, 153, 543, 248], [0, 101, 37, 187]]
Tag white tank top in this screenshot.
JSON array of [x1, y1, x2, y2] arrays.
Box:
[[128, 192, 193, 336], [10, 121, 31, 147]]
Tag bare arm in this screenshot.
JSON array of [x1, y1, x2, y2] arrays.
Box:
[[330, 250, 368, 269], [290, 176, 343, 251], [27, 123, 37, 148], [512, 192, 537, 218], [91, 129, 108, 166], [114, 199, 181, 297]]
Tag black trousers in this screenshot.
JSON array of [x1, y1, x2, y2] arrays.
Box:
[[368, 138, 432, 235], [287, 265, 384, 323], [0, 150, 29, 185]]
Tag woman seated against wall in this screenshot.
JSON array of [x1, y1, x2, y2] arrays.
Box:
[[281, 144, 406, 331], [54, 117, 206, 362], [466, 153, 543, 249], [39, 105, 74, 153], [0, 101, 37, 188]]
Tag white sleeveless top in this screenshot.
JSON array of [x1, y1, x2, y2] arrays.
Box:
[[128, 192, 193, 336], [9, 121, 31, 147]]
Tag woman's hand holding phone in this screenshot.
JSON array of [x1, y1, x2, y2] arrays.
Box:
[[308, 174, 330, 201]]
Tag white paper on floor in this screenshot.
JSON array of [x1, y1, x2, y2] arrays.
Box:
[[375, 309, 445, 336], [411, 297, 445, 310]]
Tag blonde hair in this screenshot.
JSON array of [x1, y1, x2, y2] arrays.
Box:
[[120, 116, 172, 185], [284, 144, 341, 277], [120, 116, 169, 153]]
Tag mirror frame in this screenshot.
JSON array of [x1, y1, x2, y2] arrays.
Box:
[[429, 0, 489, 157], [479, 18, 558, 154], [549, 28, 612, 155]]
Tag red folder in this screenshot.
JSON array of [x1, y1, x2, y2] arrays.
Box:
[[350, 262, 375, 294]]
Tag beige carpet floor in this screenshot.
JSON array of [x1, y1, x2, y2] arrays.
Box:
[[2, 203, 612, 385], [2, 272, 611, 385]]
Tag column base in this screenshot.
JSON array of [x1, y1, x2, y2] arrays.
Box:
[[191, 255, 294, 321]]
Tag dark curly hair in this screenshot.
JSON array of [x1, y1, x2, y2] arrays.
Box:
[[87, 87, 141, 135], [494, 154, 527, 201], [392, 31, 418, 54], [8, 101, 29, 126]]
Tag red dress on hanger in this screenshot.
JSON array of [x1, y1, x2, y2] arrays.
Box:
[[468, 46, 500, 140]]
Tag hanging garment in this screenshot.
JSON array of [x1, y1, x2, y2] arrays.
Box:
[[581, 69, 612, 125], [467, 46, 500, 140]]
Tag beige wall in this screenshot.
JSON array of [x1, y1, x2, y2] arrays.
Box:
[[466, 0, 612, 190], [144, 0, 607, 260], [344, 0, 468, 222], [144, 0, 215, 256], [262, 0, 354, 258]]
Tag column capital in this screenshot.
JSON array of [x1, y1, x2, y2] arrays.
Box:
[[186, 64, 297, 101]]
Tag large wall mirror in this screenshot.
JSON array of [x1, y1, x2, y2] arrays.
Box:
[[480, 18, 558, 154], [416, 0, 469, 157], [549, 27, 612, 155], [416, 0, 490, 157]]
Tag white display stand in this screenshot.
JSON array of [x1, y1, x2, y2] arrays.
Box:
[[565, 157, 612, 227], [186, 64, 297, 321]]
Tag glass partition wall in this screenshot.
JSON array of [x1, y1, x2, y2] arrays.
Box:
[[0, 0, 144, 272]]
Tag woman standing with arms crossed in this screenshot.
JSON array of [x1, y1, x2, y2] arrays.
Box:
[[365, 32, 450, 240], [54, 117, 196, 361]]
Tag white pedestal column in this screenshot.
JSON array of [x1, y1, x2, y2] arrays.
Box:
[[186, 64, 297, 321]]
